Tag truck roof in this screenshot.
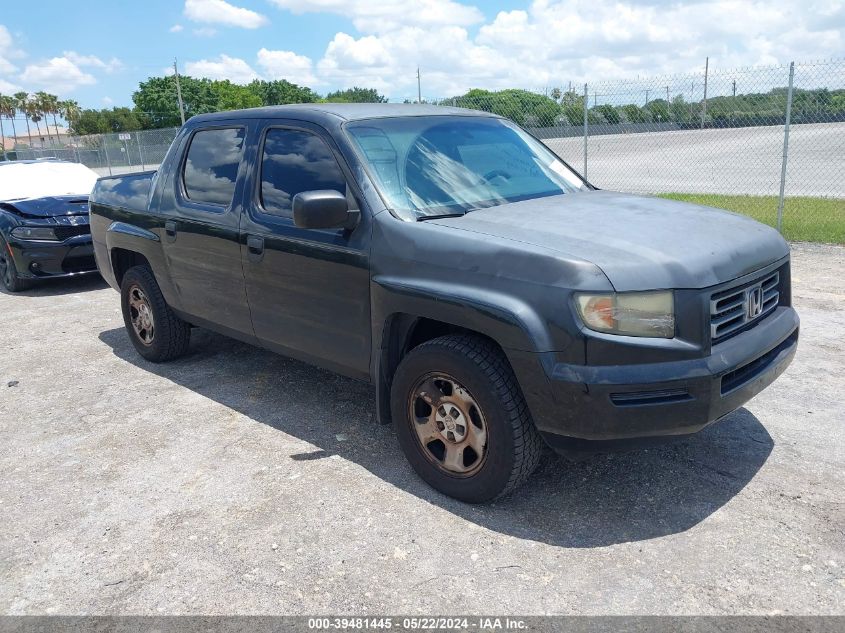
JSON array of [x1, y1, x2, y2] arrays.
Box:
[[188, 103, 499, 126]]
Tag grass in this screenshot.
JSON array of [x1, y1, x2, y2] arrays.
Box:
[[658, 194, 845, 244]]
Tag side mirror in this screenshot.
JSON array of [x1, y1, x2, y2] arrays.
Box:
[[292, 190, 358, 230]]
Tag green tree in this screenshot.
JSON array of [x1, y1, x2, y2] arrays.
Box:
[[644, 98, 670, 123], [592, 104, 620, 124], [0, 95, 18, 149], [71, 107, 144, 135], [214, 80, 263, 111], [323, 87, 386, 103], [133, 76, 218, 128], [560, 90, 585, 125], [60, 100, 82, 133], [247, 79, 320, 105], [669, 95, 689, 123], [34, 92, 55, 146], [618, 103, 646, 123], [13, 92, 33, 147], [449, 88, 561, 127]]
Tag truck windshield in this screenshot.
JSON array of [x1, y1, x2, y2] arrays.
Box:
[[345, 115, 587, 220]]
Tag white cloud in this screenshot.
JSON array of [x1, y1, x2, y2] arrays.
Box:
[[184, 0, 269, 29], [0, 77, 20, 93], [180, 50, 319, 86], [63, 51, 123, 74], [102, 96, 114, 105], [19, 57, 97, 93], [310, 0, 845, 98], [184, 54, 260, 83], [170, 24, 184, 33], [257, 48, 318, 85], [268, 0, 482, 32], [0, 24, 24, 75]]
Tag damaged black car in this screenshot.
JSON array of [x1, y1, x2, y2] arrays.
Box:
[[0, 159, 100, 292]]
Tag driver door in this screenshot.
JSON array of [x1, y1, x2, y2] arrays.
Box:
[[240, 121, 372, 380]]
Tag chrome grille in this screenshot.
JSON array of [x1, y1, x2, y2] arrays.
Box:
[[710, 271, 780, 343]]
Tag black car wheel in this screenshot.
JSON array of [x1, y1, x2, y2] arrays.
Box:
[[391, 334, 543, 503], [120, 265, 191, 362], [0, 236, 33, 293]]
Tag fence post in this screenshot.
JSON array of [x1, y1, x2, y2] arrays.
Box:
[[103, 141, 113, 176], [777, 61, 795, 234], [583, 82, 588, 179], [701, 56, 709, 129], [137, 132, 146, 170]]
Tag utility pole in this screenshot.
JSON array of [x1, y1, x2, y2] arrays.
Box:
[[174, 58, 186, 126], [701, 56, 709, 129], [416, 67, 422, 104], [645, 89, 650, 106]]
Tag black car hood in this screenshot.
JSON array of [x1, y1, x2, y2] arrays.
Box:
[[429, 190, 789, 291], [1, 195, 90, 218]]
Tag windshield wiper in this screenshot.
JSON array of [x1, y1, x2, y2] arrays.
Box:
[[417, 213, 466, 222]]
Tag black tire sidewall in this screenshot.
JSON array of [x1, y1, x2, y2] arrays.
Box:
[[0, 235, 31, 293], [391, 342, 519, 503], [120, 266, 180, 362]]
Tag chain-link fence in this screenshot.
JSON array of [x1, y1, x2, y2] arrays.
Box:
[[442, 59, 844, 242], [9, 126, 180, 177], [4, 58, 843, 242]]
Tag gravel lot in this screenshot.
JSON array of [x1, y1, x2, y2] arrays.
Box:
[[0, 243, 842, 615]]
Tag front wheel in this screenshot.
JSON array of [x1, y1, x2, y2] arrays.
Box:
[[0, 236, 33, 293], [391, 334, 542, 503], [120, 265, 190, 362]]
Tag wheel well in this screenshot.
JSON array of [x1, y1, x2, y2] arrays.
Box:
[[376, 314, 505, 425], [110, 249, 151, 286]]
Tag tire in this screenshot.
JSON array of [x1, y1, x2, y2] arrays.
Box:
[[0, 236, 33, 293], [391, 334, 542, 503], [120, 265, 190, 362]]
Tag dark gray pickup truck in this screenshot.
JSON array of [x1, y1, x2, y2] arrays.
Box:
[[90, 104, 799, 502]]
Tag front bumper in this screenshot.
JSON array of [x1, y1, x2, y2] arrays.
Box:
[[7, 234, 99, 279], [510, 306, 799, 450]]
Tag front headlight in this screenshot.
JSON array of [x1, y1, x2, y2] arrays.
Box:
[[575, 291, 675, 338], [10, 227, 59, 241]]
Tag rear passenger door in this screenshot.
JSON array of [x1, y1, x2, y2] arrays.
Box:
[[160, 125, 255, 339], [240, 121, 371, 380]]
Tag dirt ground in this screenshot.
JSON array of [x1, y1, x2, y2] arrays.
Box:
[[0, 242, 842, 615]]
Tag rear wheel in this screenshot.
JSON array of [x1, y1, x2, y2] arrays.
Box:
[[0, 236, 32, 293], [391, 334, 542, 503], [120, 265, 190, 362]]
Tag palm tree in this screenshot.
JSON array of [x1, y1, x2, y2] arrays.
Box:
[[46, 93, 62, 141], [13, 92, 32, 148], [34, 92, 53, 147], [0, 94, 7, 160], [0, 95, 19, 150], [60, 100, 81, 135]]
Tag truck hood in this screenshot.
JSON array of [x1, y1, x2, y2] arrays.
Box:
[[428, 190, 789, 291]]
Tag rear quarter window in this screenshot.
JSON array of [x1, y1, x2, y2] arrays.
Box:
[[183, 128, 245, 207]]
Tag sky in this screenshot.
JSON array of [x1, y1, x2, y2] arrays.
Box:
[[0, 0, 843, 110]]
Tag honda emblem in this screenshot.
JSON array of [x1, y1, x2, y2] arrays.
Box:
[[747, 285, 764, 319]]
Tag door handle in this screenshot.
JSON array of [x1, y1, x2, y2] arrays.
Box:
[[164, 220, 177, 241], [247, 235, 265, 262]]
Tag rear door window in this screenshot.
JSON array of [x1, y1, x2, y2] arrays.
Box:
[[260, 128, 347, 216], [183, 127, 246, 207]]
